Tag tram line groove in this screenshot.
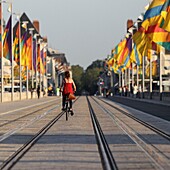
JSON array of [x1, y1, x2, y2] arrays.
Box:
[[92, 96, 170, 170], [99, 97, 170, 141], [0, 97, 79, 169], [0, 111, 65, 170], [0, 101, 57, 128], [86, 96, 118, 170]]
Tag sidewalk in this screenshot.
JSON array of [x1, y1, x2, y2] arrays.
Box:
[[111, 94, 170, 107]]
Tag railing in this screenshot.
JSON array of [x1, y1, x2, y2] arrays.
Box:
[[140, 91, 170, 102]]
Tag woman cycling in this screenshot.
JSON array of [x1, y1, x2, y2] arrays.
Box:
[[60, 71, 76, 114]]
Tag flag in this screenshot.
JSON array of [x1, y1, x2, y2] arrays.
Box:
[[145, 24, 170, 50], [20, 32, 28, 66], [40, 48, 45, 74], [33, 39, 36, 71], [117, 37, 132, 69], [146, 60, 158, 77], [114, 39, 127, 62], [43, 48, 47, 75], [0, 3, 2, 57], [162, 11, 170, 31], [141, 0, 170, 50], [142, 0, 166, 29], [13, 22, 20, 64], [161, 0, 170, 31], [130, 43, 142, 66], [25, 35, 32, 70], [112, 59, 121, 74], [132, 27, 151, 57], [37, 43, 40, 73], [3, 15, 12, 61]]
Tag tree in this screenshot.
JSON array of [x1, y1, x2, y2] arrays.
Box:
[[83, 60, 104, 95], [71, 60, 105, 95], [71, 65, 84, 95]]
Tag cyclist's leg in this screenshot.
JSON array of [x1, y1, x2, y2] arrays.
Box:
[[69, 99, 72, 109], [62, 95, 66, 110], [69, 100, 74, 115]]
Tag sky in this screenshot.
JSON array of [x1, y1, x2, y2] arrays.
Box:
[[8, 0, 149, 69]]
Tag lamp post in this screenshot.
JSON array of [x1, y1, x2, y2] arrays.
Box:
[[6, 1, 13, 101], [0, 1, 4, 102], [0, 1, 13, 101], [38, 38, 43, 96], [13, 12, 22, 100], [34, 33, 39, 90]]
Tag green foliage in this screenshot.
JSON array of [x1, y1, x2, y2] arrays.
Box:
[[71, 60, 104, 95], [83, 67, 103, 95], [71, 65, 84, 95]]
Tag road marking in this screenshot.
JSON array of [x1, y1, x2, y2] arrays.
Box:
[[0, 98, 60, 116], [0, 105, 59, 142]]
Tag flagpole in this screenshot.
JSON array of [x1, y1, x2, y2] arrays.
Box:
[[36, 37, 38, 91], [6, 3, 14, 101], [137, 65, 139, 87], [34, 34, 39, 92], [45, 42, 48, 91], [42, 44, 45, 95], [39, 41, 42, 96], [121, 71, 124, 87], [118, 72, 121, 89], [28, 28, 34, 91], [19, 15, 22, 100], [142, 56, 145, 98], [0, 2, 3, 102], [131, 62, 134, 88], [159, 46, 164, 101], [11, 3, 14, 101], [128, 66, 131, 96], [149, 52, 152, 99]]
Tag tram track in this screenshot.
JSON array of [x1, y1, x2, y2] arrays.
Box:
[[0, 96, 169, 169], [91, 96, 170, 170], [0, 97, 79, 170], [0, 111, 65, 170], [99, 97, 170, 141], [0, 101, 58, 128], [86, 96, 118, 170], [0, 100, 61, 142]]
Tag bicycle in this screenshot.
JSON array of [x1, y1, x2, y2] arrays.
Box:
[[64, 95, 74, 121]]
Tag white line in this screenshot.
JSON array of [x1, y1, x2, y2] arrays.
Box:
[[0, 105, 59, 142], [0, 98, 60, 116]]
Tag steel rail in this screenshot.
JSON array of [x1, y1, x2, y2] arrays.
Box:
[[0, 102, 57, 128], [98, 97, 170, 141], [0, 111, 65, 170], [0, 96, 79, 169], [86, 96, 118, 170]]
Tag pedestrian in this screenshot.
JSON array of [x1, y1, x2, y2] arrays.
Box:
[[37, 84, 40, 99], [60, 71, 76, 115], [130, 83, 133, 97], [124, 85, 128, 97], [119, 86, 122, 96], [31, 87, 34, 99], [133, 84, 138, 98], [48, 85, 53, 96], [43, 87, 46, 97], [138, 84, 142, 98]]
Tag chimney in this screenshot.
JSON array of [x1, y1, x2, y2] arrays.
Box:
[[127, 19, 133, 31], [33, 20, 40, 32], [43, 36, 48, 43]]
